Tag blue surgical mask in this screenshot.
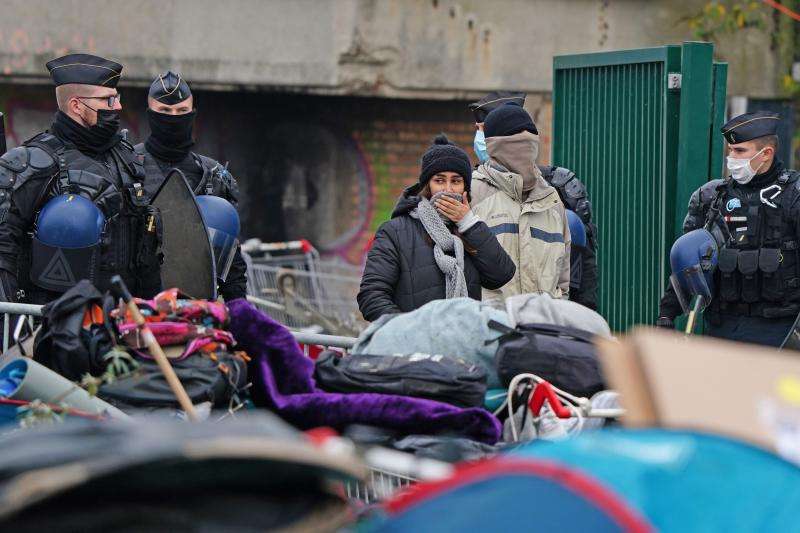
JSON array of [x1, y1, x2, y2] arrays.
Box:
[[473, 129, 488, 162]]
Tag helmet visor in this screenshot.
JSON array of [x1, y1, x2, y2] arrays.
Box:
[[670, 264, 713, 315], [208, 228, 238, 281]]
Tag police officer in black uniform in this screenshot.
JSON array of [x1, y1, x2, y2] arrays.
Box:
[[469, 91, 599, 310], [658, 111, 800, 346], [0, 54, 162, 304], [135, 71, 247, 301]]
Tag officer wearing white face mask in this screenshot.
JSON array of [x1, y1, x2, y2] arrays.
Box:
[[657, 111, 800, 346]]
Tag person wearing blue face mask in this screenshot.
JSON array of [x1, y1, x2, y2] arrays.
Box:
[[468, 92, 599, 310], [657, 111, 800, 347]]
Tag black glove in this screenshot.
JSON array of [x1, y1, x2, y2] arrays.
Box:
[[656, 316, 675, 329], [0, 269, 17, 303]]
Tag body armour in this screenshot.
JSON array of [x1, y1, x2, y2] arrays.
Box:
[[134, 145, 247, 301], [538, 164, 599, 310], [680, 171, 800, 319], [0, 132, 162, 304]]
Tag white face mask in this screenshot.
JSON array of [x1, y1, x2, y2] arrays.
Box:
[[726, 148, 765, 185]]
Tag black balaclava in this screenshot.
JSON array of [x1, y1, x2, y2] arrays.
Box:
[[51, 108, 122, 156], [145, 71, 196, 163]]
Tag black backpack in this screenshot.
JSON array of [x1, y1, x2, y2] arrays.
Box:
[[97, 350, 248, 410], [33, 280, 116, 381], [489, 321, 605, 397], [314, 351, 487, 408]]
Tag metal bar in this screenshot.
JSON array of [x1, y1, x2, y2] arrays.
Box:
[[554, 46, 671, 70], [0, 302, 358, 351], [290, 330, 356, 349], [2, 314, 8, 353], [0, 302, 44, 316]]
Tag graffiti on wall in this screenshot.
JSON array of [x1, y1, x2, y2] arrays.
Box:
[[0, 30, 97, 75]]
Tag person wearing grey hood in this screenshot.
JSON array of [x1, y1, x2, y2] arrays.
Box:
[[470, 103, 571, 303], [357, 135, 515, 321]]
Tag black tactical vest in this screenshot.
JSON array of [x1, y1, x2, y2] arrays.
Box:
[[710, 171, 800, 318], [135, 145, 238, 202], [20, 133, 161, 303]]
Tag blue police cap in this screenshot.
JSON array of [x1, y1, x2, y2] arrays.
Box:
[[149, 71, 192, 104], [469, 91, 526, 123], [45, 53, 122, 88], [721, 111, 780, 144]]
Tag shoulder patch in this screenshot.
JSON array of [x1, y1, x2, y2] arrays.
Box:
[[725, 198, 742, 211]]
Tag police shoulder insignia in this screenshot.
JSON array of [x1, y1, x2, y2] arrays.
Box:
[[726, 198, 742, 211]]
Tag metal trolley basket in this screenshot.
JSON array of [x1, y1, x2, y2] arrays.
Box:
[[243, 239, 365, 335]]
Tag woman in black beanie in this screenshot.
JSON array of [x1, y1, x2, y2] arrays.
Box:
[[357, 134, 516, 321]]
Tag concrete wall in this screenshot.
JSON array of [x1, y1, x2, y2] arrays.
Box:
[[0, 0, 780, 98]]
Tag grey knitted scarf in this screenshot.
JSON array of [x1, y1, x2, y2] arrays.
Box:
[[410, 197, 469, 299]]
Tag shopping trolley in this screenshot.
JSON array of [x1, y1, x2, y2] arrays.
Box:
[[243, 239, 365, 335]]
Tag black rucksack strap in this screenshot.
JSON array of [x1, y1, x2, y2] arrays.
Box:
[[517, 323, 597, 344], [486, 320, 521, 345]]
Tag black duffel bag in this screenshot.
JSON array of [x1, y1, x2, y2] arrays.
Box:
[[314, 351, 487, 408], [490, 321, 605, 397], [98, 350, 247, 411]]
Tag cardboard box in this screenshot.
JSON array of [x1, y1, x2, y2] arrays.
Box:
[[598, 328, 800, 460]]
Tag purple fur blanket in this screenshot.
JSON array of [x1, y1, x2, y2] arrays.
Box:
[[227, 299, 501, 444]]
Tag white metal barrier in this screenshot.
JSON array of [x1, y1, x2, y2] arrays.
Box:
[[0, 302, 356, 354]]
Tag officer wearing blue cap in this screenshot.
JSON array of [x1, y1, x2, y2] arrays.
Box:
[[134, 71, 246, 300], [468, 92, 599, 310], [657, 111, 800, 346], [0, 53, 162, 304]]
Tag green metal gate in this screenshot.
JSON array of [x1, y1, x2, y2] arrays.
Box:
[[553, 41, 727, 332]]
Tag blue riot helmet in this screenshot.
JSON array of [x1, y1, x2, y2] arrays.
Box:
[[30, 194, 106, 292], [566, 209, 587, 248], [566, 210, 587, 290], [196, 195, 240, 280], [669, 228, 719, 314]]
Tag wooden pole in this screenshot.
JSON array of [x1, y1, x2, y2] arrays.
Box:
[[110, 276, 199, 422]]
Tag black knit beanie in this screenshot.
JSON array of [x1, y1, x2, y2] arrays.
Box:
[[483, 102, 538, 138], [419, 134, 473, 191]]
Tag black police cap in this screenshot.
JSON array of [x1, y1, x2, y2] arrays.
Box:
[[468, 91, 526, 123], [149, 71, 192, 105], [721, 111, 780, 144], [45, 53, 122, 88]]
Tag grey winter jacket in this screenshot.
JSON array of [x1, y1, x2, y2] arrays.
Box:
[[357, 184, 516, 322]]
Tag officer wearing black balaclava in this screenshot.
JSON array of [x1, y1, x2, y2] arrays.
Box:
[[0, 53, 162, 304], [135, 71, 247, 301], [658, 111, 800, 346]]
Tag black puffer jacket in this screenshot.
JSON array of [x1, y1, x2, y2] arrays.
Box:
[[358, 185, 516, 322]]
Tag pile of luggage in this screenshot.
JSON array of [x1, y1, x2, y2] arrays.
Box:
[[1, 285, 799, 532], [313, 293, 619, 456]]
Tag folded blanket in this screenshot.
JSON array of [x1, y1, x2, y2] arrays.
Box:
[[227, 300, 501, 444]]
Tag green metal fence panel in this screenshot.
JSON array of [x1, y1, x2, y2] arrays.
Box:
[[674, 42, 714, 240], [709, 62, 729, 180], [553, 43, 725, 333]]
